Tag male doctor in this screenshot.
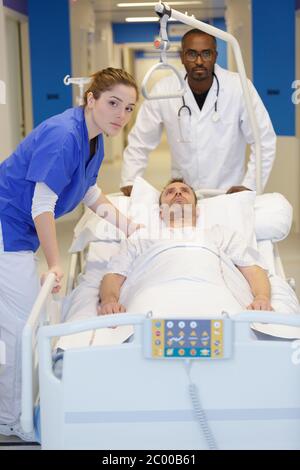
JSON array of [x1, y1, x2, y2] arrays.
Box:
[[121, 29, 276, 196]]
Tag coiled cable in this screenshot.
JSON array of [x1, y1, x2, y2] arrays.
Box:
[[185, 360, 218, 450]]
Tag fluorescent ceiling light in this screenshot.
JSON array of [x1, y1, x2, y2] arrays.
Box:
[[126, 16, 165, 21], [118, 2, 202, 7]]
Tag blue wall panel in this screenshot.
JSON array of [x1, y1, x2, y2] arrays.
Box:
[[28, 0, 72, 126], [112, 22, 160, 43], [252, 0, 295, 136]]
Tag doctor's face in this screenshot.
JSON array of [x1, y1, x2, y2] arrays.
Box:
[[86, 84, 137, 137], [181, 33, 217, 83]]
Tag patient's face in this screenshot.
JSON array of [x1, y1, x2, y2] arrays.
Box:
[[159, 182, 198, 226], [160, 182, 197, 208]]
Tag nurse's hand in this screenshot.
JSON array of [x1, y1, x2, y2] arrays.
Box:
[[226, 186, 251, 194], [121, 185, 133, 197], [41, 265, 64, 294]]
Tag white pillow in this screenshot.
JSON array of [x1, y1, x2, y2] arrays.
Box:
[[254, 193, 292, 241], [69, 195, 130, 252], [69, 178, 293, 253], [129, 177, 293, 244], [197, 191, 257, 248], [129, 177, 257, 248]]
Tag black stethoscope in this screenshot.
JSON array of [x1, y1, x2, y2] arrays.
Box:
[[178, 72, 221, 123]]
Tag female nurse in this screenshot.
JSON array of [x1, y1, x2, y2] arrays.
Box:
[[0, 67, 138, 440]]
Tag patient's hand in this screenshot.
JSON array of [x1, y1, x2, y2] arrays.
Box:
[[98, 301, 126, 315], [247, 295, 273, 311]]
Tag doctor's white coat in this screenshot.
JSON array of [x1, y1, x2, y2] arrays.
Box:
[[121, 64, 276, 191]]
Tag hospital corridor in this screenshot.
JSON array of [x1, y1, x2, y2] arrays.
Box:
[[0, 0, 300, 452]]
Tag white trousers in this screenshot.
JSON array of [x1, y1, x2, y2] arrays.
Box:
[[0, 224, 40, 424]]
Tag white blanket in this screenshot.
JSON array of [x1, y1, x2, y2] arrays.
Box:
[[57, 236, 300, 350], [120, 242, 253, 315]]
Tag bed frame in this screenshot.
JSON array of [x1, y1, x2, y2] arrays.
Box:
[[21, 286, 300, 449]]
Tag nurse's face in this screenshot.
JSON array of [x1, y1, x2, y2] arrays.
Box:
[[181, 33, 217, 83], [86, 84, 137, 137]]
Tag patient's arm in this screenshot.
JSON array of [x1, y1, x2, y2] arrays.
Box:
[[98, 273, 127, 315], [238, 265, 273, 311]]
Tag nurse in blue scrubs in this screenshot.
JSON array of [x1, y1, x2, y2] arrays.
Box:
[[0, 67, 138, 439]]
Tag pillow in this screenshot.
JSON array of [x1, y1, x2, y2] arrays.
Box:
[[129, 177, 257, 248], [69, 178, 293, 253], [254, 193, 292, 242], [197, 191, 257, 248], [69, 195, 130, 252], [129, 177, 293, 244]]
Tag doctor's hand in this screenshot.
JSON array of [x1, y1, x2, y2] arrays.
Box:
[[226, 186, 251, 194], [121, 185, 133, 197], [97, 301, 126, 316], [247, 295, 273, 311], [41, 265, 64, 294]]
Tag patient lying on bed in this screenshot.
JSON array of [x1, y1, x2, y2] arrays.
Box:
[[99, 179, 273, 317]]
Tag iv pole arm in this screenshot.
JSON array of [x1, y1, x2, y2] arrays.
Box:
[[141, 4, 186, 100], [63, 75, 91, 106]]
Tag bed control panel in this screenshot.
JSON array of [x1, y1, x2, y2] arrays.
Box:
[[144, 318, 232, 360]]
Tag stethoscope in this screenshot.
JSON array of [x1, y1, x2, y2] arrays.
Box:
[[178, 72, 221, 124]]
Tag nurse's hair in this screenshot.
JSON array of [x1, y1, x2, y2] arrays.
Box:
[[159, 178, 198, 205], [181, 29, 217, 49], [83, 67, 139, 106]]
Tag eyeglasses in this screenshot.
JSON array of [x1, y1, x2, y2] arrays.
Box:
[[184, 49, 215, 62]]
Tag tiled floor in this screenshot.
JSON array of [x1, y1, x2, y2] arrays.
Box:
[[1, 142, 300, 449]]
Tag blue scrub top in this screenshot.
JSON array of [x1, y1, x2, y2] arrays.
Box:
[[0, 107, 104, 252]]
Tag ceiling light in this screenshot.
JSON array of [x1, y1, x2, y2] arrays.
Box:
[[118, 2, 202, 7]]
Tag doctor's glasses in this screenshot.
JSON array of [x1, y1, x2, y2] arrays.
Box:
[[184, 49, 216, 62]]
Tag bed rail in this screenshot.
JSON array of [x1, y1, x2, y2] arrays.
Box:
[[21, 273, 61, 433]]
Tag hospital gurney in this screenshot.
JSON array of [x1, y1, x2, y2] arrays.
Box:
[[19, 189, 300, 450], [22, 282, 300, 450]]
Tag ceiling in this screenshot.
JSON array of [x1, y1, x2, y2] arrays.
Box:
[[92, 0, 226, 22]]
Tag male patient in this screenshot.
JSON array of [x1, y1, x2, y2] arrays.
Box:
[[98, 179, 272, 316]]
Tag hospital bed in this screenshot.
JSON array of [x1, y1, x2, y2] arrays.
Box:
[[19, 187, 300, 450], [20, 2, 300, 449]]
